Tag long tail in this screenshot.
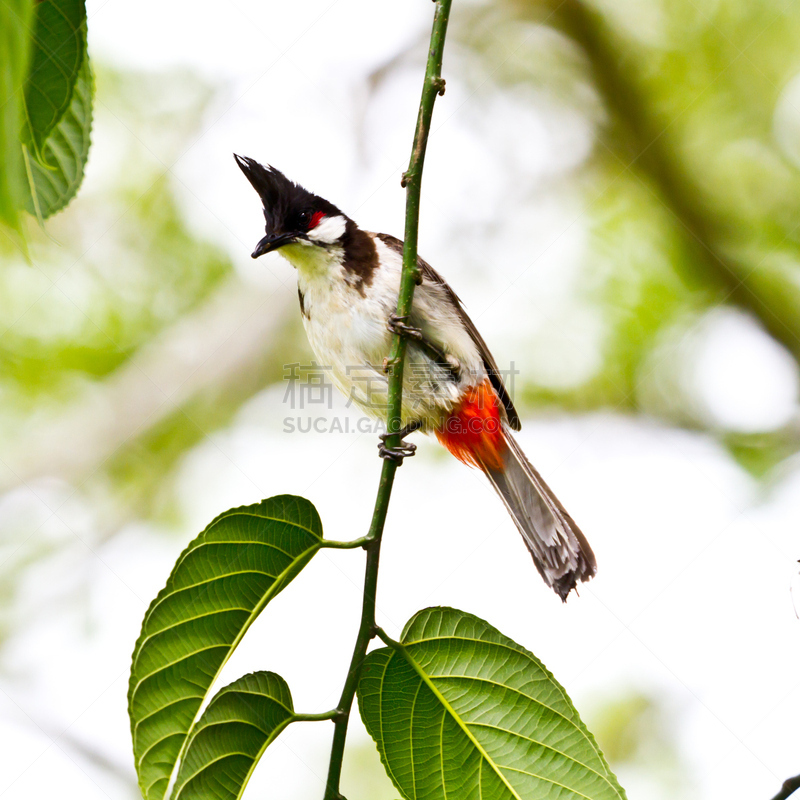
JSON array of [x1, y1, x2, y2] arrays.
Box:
[[436, 381, 596, 600], [482, 431, 596, 600]]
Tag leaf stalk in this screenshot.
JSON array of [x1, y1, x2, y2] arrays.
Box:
[[295, 710, 340, 723]]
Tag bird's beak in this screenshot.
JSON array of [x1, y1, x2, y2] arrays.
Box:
[[251, 232, 297, 259]]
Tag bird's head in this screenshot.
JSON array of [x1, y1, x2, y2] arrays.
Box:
[[234, 154, 347, 259]]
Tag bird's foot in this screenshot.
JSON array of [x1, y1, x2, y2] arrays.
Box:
[[386, 315, 461, 380], [377, 422, 421, 465], [387, 314, 423, 341], [378, 438, 417, 464]]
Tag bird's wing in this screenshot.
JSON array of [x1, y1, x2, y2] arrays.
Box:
[[375, 233, 521, 431]]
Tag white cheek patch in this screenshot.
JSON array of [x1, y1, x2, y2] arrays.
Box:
[[308, 214, 347, 244]]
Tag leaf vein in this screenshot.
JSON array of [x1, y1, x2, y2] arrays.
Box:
[[468, 721, 612, 781], [139, 606, 252, 644], [134, 694, 204, 727], [397, 648, 523, 800], [131, 643, 230, 700], [430, 673, 600, 759], [500, 764, 598, 800]]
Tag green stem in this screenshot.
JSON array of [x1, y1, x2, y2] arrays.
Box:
[[373, 626, 402, 649], [320, 536, 374, 550], [295, 710, 340, 723], [322, 3, 453, 798]]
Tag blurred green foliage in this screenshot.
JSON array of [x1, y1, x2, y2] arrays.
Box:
[[0, 70, 226, 390], [2, 1, 800, 792], [0, 0, 34, 238], [551, 0, 800, 358], [340, 737, 399, 800], [1, 1, 798, 528], [456, 0, 800, 474], [0, 65, 237, 536], [2, 0, 799, 527], [585, 689, 687, 798], [589, 690, 676, 765], [0, 175, 228, 396]]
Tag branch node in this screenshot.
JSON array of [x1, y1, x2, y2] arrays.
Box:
[[434, 77, 446, 95], [374, 626, 402, 649]]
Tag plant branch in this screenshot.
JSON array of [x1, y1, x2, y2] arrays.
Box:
[[321, 2, 453, 798], [771, 775, 800, 800]]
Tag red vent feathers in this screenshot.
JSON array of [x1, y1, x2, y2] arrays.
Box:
[[435, 380, 506, 471]]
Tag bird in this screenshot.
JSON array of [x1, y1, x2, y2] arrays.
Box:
[[234, 154, 596, 600]]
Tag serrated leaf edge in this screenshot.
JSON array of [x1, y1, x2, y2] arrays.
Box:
[[364, 607, 626, 800], [25, 5, 87, 151]]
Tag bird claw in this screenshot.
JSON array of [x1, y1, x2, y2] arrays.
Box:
[[378, 430, 418, 465], [387, 314, 423, 341], [386, 315, 461, 380]]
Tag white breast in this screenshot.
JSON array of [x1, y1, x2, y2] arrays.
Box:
[[281, 233, 486, 430]]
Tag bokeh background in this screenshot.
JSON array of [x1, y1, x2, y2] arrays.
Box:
[[2, 1, 800, 798]]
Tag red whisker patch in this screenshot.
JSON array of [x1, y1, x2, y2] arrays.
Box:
[[309, 211, 325, 230], [435, 380, 506, 471]]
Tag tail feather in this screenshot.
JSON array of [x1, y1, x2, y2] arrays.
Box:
[[481, 428, 596, 601], [434, 378, 595, 600]]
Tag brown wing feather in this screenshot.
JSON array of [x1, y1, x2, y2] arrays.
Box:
[[375, 233, 521, 431]]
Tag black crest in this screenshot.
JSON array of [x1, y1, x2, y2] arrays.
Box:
[[234, 154, 341, 235]]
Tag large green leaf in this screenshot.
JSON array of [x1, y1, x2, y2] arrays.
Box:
[[171, 672, 297, 800], [23, 0, 86, 151], [128, 495, 324, 800], [25, 49, 93, 218], [0, 0, 34, 234], [358, 607, 626, 800]]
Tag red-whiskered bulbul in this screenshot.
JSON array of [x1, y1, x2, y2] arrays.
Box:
[[235, 154, 596, 600]]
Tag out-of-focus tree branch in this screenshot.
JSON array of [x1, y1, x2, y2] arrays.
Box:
[[0, 277, 292, 494], [771, 774, 800, 800], [549, 0, 800, 361]]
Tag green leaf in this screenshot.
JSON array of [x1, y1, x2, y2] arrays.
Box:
[[171, 672, 297, 800], [0, 0, 34, 235], [24, 48, 93, 218], [23, 0, 86, 152], [128, 495, 324, 800], [358, 607, 627, 800]]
